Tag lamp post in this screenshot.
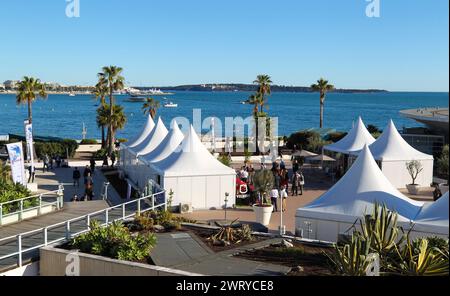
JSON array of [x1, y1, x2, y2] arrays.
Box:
[[224, 192, 229, 222], [102, 182, 110, 201]]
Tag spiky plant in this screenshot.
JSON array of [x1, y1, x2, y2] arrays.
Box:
[[389, 238, 449, 276], [326, 235, 376, 276], [355, 203, 405, 261]]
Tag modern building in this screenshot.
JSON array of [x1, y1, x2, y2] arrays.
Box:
[[400, 108, 449, 145]]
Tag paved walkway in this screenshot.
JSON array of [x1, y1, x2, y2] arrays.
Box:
[[32, 161, 123, 205], [151, 232, 290, 276]]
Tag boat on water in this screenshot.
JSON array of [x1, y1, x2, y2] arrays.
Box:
[[68, 92, 76, 97], [164, 102, 178, 108]]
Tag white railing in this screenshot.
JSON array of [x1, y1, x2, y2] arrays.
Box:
[[0, 190, 166, 268], [0, 185, 64, 226]]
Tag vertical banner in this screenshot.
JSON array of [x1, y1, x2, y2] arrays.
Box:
[[6, 142, 26, 185], [24, 121, 35, 182]]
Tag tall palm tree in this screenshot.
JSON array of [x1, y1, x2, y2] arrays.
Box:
[[102, 66, 125, 155], [252, 75, 273, 154], [253, 74, 272, 113], [94, 73, 109, 148], [16, 76, 48, 124], [141, 97, 160, 119], [311, 78, 334, 128], [96, 104, 127, 143]]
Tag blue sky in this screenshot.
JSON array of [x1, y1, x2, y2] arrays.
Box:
[[0, 0, 448, 91]]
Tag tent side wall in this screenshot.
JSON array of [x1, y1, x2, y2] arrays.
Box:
[[162, 175, 236, 210], [295, 215, 355, 243], [381, 159, 433, 188]]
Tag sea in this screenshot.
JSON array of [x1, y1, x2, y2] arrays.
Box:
[[0, 91, 448, 140]]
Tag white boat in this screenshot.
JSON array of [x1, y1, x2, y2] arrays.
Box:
[[164, 102, 178, 108], [68, 92, 76, 97]]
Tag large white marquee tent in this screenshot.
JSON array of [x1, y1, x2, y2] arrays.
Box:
[[356, 120, 434, 188], [324, 116, 376, 154], [295, 145, 424, 242], [409, 192, 449, 239], [120, 115, 155, 173], [147, 125, 236, 210]]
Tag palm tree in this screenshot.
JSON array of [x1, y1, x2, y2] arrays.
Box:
[[16, 76, 48, 123], [96, 104, 127, 143], [102, 66, 125, 155], [253, 74, 272, 113], [94, 73, 109, 148], [141, 97, 160, 119], [0, 160, 11, 183], [252, 75, 273, 154], [311, 78, 334, 128]]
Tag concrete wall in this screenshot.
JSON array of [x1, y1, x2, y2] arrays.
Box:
[[40, 246, 203, 276], [0, 262, 39, 276], [1, 204, 57, 226]]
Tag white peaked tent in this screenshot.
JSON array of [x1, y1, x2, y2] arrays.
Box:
[[324, 116, 376, 154], [410, 192, 449, 238], [135, 120, 185, 188], [295, 145, 424, 242], [361, 120, 434, 188], [126, 117, 168, 184], [149, 125, 236, 210], [120, 115, 155, 170], [128, 115, 155, 148], [140, 120, 184, 164]]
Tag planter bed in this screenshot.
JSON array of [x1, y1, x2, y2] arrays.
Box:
[[235, 240, 335, 276]]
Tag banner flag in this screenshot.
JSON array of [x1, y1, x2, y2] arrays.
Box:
[[6, 142, 26, 185]]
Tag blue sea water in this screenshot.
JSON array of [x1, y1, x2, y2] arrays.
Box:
[[0, 91, 448, 140]]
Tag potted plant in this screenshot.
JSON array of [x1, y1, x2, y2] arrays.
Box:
[[437, 145, 449, 194], [252, 169, 274, 226], [405, 160, 423, 195]]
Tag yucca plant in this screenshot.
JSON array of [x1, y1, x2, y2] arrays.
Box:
[[355, 203, 405, 261], [389, 238, 449, 276], [326, 235, 376, 276]]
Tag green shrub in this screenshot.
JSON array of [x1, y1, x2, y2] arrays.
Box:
[[326, 132, 348, 143], [34, 139, 78, 159], [219, 154, 231, 167], [80, 139, 98, 145], [286, 130, 330, 152], [437, 145, 449, 183], [0, 179, 34, 214], [71, 220, 156, 262]]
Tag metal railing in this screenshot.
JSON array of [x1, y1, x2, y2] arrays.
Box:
[[0, 190, 166, 268], [0, 185, 64, 226]]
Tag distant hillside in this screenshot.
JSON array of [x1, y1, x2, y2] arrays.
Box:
[[137, 84, 388, 93]]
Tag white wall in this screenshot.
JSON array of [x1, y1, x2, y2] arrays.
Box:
[[163, 175, 236, 210], [382, 159, 434, 189], [295, 216, 356, 243]]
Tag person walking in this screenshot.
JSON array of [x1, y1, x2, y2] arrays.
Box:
[[102, 154, 109, 167], [90, 157, 96, 175], [280, 185, 288, 212], [73, 167, 81, 187], [49, 156, 54, 170], [43, 154, 49, 172], [299, 171, 305, 195], [292, 159, 299, 173], [27, 165, 35, 183], [270, 187, 279, 212], [291, 171, 300, 196], [83, 165, 91, 184], [110, 152, 116, 168]]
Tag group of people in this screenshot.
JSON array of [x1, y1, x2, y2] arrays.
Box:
[[237, 158, 306, 213], [269, 159, 305, 212], [41, 154, 65, 172], [71, 164, 95, 202]]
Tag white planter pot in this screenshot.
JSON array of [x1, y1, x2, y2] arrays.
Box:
[[439, 183, 449, 194], [406, 184, 420, 195], [252, 205, 273, 226]]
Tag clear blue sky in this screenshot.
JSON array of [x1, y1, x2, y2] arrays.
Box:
[[0, 0, 448, 91]]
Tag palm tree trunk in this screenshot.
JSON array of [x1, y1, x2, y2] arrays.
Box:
[[28, 99, 32, 124], [108, 89, 114, 155], [101, 125, 105, 148], [320, 94, 325, 128], [255, 116, 260, 155]]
